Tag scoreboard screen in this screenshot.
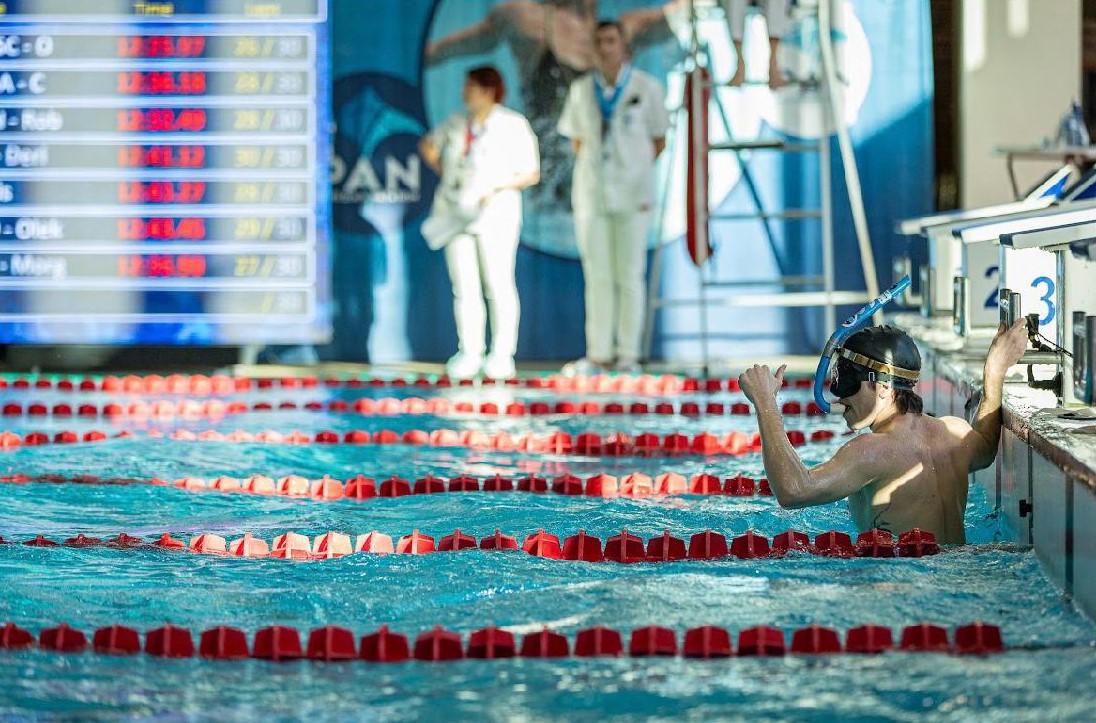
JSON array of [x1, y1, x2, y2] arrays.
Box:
[[0, 0, 330, 345]]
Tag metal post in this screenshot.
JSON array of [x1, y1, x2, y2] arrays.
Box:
[[687, 0, 700, 58], [820, 125, 835, 335], [700, 261, 710, 376], [686, 0, 710, 375], [818, 0, 879, 319], [815, 0, 835, 334], [1006, 153, 1021, 200], [642, 104, 683, 359]]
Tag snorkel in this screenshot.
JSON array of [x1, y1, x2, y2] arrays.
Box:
[[812, 275, 912, 413]]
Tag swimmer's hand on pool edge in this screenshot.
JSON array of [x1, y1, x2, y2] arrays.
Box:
[[985, 319, 1030, 378], [968, 319, 1030, 471]]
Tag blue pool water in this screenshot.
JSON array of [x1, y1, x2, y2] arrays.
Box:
[[1, 381, 1096, 721]]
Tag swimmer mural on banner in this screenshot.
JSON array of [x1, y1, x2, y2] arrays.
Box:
[[328, 0, 931, 363]]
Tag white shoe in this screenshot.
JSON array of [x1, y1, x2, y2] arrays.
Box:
[[561, 357, 607, 378], [613, 359, 642, 374], [482, 353, 516, 380], [445, 351, 483, 380]]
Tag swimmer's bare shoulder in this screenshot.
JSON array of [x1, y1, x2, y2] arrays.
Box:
[[936, 414, 975, 436], [932, 414, 990, 470], [834, 427, 918, 475]]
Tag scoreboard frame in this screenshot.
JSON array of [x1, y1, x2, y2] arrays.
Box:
[[0, 0, 330, 346]]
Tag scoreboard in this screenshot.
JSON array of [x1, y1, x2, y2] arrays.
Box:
[[0, 0, 329, 345]]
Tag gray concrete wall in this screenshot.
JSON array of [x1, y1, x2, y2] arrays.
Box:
[[960, 0, 1082, 206]]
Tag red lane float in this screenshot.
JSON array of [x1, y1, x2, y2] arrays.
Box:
[[39, 623, 88, 652], [93, 625, 140, 655], [146, 625, 195, 658], [467, 626, 516, 659], [791, 625, 843, 654], [0, 427, 841, 457], [199, 627, 250, 659], [3, 471, 782, 501], [684, 625, 733, 658], [11, 528, 945, 562], [0, 621, 1005, 659], [0, 373, 816, 397], [253, 626, 304, 661]]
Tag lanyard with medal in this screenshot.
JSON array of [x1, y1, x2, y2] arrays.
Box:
[[593, 64, 632, 162]]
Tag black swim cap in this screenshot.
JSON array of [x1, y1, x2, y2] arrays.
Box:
[[842, 325, 921, 390]]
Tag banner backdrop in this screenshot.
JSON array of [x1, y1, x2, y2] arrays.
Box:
[[325, 0, 934, 363]]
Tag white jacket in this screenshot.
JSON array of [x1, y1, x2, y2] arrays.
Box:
[[558, 65, 669, 215], [427, 104, 539, 239]]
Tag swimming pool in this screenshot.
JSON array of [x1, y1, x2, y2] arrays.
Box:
[[2, 374, 1095, 721]]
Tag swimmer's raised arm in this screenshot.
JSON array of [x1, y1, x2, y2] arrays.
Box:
[[424, 7, 506, 65], [739, 364, 888, 508], [621, 0, 686, 50], [967, 319, 1029, 470]]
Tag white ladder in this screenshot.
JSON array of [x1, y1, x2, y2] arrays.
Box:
[[642, 0, 880, 374]]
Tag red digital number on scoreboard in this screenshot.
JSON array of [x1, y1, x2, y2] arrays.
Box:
[[116, 109, 207, 133], [117, 218, 208, 241], [117, 254, 208, 278], [117, 181, 207, 204], [116, 36, 208, 58], [116, 146, 206, 169], [116, 71, 208, 95]]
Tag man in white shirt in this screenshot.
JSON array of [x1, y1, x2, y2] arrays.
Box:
[[558, 20, 669, 375]]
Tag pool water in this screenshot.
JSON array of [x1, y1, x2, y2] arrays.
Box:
[[2, 379, 1096, 721]]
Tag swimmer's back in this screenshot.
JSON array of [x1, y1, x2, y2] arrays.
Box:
[[849, 413, 979, 544]]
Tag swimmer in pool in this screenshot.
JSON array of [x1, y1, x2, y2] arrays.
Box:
[[738, 319, 1030, 545]]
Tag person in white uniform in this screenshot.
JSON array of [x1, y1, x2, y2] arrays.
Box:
[[420, 66, 540, 380], [557, 20, 669, 375], [722, 0, 788, 88]]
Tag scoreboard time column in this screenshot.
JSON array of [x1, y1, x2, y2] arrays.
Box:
[[0, 0, 330, 345]]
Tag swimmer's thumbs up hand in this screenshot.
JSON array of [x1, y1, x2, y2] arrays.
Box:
[[739, 364, 781, 410], [774, 364, 787, 388]]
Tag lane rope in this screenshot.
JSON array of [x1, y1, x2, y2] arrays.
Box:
[[0, 397, 827, 419], [0, 428, 841, 457], [0, 621, 1005, 659], [2, 472, 780, 499], [4, 527, 943, 560]]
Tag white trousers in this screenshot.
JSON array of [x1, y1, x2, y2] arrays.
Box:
[[574, 208, 650, 363], [444, 225, 520, 359], [723, 0, 788, 41]]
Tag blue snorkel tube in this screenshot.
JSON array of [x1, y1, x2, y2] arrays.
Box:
[[812, 275, 912, 413]]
